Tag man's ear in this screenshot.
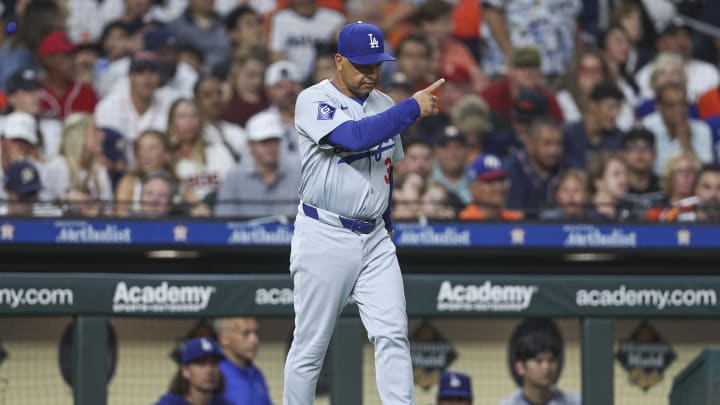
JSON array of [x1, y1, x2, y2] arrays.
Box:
[[514, 360, 526, 380]]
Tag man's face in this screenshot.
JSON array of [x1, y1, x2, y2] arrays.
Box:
[[139, 177, 172, 217], [674, 28, 693, 60], [46, 53, 75, 80], [196, 78, 223, 119], [590, 98, 621, 131], [658, 88, 687, 127], [155, 46, 179, 82], [528, 125, 562, 171], [8, 88, 41, 115], [221, 318, 260, 363], [129, 69, 160, 101], [230, 11, 262, 46], [623, 140, 655, 173], [250, 138, 281, 168], [421, 14, 453, 43], [469, 177, 507, 209], [336, 55, 382, 98], [516, 350, 559, 390], [556, 176, 588, 218], [396, 40, 430, 83], [267, 79, 302, 110], [182, 356, 221, 393], [403, 143, 433, 178], [435, 140, 467, 177], [509, 66, 541, 91], [695, 172, 720, 206]]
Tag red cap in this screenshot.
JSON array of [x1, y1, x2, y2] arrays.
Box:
[[441, 64, 471, 84], [38, 30, 77, 58]]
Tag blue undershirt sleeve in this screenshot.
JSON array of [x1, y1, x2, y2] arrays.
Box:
[[324, 98, 420, 151]]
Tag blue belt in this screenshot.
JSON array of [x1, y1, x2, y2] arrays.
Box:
[[301, 202, 376, 234]]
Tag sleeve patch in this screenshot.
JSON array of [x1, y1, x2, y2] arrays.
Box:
[[317, 103, 336, 120]]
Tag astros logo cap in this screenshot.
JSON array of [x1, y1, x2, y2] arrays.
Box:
[[337, 21, 396, 65]]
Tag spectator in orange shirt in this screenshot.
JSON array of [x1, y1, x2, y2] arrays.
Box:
[[459, 153, 523, 220]]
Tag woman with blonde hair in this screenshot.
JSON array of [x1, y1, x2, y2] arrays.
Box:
[[221, 47, 270, 127], [45, 113, 113, 215], [167, 98, 234, 214], [114, 129, 175, 216], [645, 152, 702, 221]]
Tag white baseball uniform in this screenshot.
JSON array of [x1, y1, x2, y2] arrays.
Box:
[[283, 78, 414, 405]]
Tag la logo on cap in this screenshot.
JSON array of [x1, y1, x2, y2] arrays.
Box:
[[449, 374, 461, 388], [201, 338, 212, 351], [484, 155, 501, 169], [368, 33, 379, 49]]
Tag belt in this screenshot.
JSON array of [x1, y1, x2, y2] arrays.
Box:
[[301, 202, 376, 234]]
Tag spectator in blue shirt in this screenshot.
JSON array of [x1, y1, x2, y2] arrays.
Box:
[[153, 337, 230, 405], [563, 81, 625, 169], [505, 118, 564, 216], [214, 317, 272, 405]]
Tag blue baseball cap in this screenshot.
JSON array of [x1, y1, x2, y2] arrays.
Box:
[[337, 21, 396, 65], [181, 337, 224, 365], [143, 28, 178, 51], [101, 127, 127, 162], [5, 160, 42, 196], [438, 371, 472, 399], [467, 154, 507, 182]]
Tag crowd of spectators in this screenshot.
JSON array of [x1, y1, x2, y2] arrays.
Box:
[[0, 0, 719, 222]]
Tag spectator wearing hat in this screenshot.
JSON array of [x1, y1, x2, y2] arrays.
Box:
[[498, 318, 580, 405], [2, 68, 63, 159], [437, 371, 473, 405], [385, 72, 416, 106], [0, 111, 52, 202], [432, 125, 472, 206], [266, 0, 345, 81], [144, 27, 198, 99], [482, 0, 580, 78], [1, 160, 43, 216], [480, 47, 565, 128], [450, 95, 492, 165], [215, 112, 300, 218], [100, 127, 129, 192], [482, 89, 546, 161], [0, 0, 61, 93], [167, 0, 232, 72], [221, 47, 270, 128], [635, 16, 719, 102], [505, 118, 563, 216], [95, 50, 175, 150], [246, 60, 304, 160], [37, 30, 99, 120], [459, 153, 523, 220], [152, 337, 231, 405], [642, 82, 713, 175], [194, 75, 248, 162], [562, 81, 626, 170]]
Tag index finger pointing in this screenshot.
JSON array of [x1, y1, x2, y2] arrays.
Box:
[[423, 78, 446, 93]]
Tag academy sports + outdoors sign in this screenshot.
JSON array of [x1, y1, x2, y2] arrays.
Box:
[[0, 274, 719, 318]]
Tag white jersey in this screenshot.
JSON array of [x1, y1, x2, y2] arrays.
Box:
[[294, 79, 404, 220]]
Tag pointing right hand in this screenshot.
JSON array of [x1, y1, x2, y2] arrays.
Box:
[[412, 78, 445, 117]]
